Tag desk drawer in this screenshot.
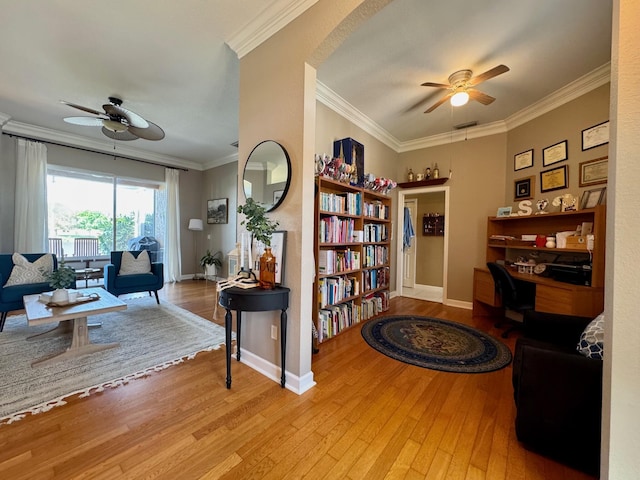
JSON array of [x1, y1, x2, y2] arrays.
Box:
[[536, 284, 603, 317], [473, 269, 499, 306]]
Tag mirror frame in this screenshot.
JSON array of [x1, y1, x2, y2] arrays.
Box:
[[243, 140, 292, 212]]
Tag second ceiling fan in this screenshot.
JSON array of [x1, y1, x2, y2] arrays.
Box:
[[421, 64, 510, 113]]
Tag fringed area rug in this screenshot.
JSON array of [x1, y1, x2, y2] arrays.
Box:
[[361, 315, 512, 374], [0, 296, 230, 425]]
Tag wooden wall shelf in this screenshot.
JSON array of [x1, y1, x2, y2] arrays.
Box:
[[398, 177, 449, 188]]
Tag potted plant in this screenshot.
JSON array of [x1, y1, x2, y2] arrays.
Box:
[[237, 198, 279, 288], [200, 250, 223, 278], [46, 261, 77, 303]]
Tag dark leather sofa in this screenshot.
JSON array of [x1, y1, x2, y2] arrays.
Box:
[[512, 310, 602, 477]]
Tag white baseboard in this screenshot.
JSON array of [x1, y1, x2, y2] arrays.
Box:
[[445, 299, 473, 310], [239, 348, 316, 395]]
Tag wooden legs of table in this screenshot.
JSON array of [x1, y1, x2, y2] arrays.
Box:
[[224, 308, 287, 389], [29, 317, 119, 367]]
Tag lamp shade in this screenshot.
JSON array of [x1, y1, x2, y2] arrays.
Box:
[[188, 218, 204, 231]]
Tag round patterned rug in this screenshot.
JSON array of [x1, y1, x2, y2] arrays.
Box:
[[361, 315, 512, 373]]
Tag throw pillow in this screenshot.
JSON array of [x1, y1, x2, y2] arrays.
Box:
[[577, 313, 604, 360], [5, 253, 54, 286], [119, 250, 151, 275]]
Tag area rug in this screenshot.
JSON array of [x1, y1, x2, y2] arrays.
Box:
[[0, 296, 230, 425], [361, 315, 512, 373]]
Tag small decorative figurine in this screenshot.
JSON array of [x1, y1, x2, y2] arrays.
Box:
[[407, 168, 414, 182]]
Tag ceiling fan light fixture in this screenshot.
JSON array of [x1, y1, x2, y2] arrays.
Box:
[[102, 119, 128, 132], [450, 90, 469, 107]]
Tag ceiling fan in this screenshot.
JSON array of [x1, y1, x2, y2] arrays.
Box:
[[61, 96, 165, 141], [421, 64, 510, 113]]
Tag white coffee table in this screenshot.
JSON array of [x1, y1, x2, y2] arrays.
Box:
[[23, 287, 127, 367]]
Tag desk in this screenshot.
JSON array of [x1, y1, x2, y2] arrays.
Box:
[[218, 286, 290, 389], [473, 267, 604, 318]]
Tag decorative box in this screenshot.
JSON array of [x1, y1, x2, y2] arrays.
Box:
[[333, 137, 364, 186]]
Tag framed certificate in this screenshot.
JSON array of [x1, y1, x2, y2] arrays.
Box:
[[542, 140, 568, 167], [582, 121, 609, 151], [514, 149, 533, 171], [579, 156, 608, 187], [540, 165, 568, 192]]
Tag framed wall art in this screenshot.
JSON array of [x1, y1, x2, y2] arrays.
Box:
[[582, 121, 609, 151], [514, 176, 535, 201], [252, 230, 287, 285], [579, 156, 608, 187], [496, 206, 512, 218], [514, 149, 534, 171], [540, 165, 569, 192], [207, 198, 228, 224], [542, 140, 568, 167]]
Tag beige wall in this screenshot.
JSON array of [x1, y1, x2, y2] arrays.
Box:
[[398, 133, 507, 302], [507, 84, 610, 211]]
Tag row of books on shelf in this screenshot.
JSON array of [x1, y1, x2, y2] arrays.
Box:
[[362, 266, 390, 292], [318, 249, 360, 275], [319, 191, 362, 215], [362, 245, 389, 268], [318, 275, 360, 308], [317, 291, 389, 342], [363, 200, 389, 220], [319, 216, 356, 244], [364, 223, 388, 243]]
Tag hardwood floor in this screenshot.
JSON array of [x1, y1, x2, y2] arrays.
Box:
[[0, 281, 595, 479]]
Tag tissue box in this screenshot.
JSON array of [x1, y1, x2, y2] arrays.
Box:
[[566, 235, 588, 250]]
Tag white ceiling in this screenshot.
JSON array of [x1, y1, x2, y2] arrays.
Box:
[[0, 0, 612, 170]]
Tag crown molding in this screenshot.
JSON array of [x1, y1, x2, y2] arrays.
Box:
[[227, 0, 319, 58], [0, 112, 10, 126], [2, 120, 202, 171], [316, 81, 402, 152], [317, 63, 611, 153], [203, 151, 238, 170]]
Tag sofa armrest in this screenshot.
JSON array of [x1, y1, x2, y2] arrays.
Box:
[[522, 310, 593, 346], [104, 263, 117, 290], [151, 262, 164, 282]]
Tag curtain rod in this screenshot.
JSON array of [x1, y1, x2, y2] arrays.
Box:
[[2, 132, 188, 172]]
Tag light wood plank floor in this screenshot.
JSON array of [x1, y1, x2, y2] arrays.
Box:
[[0, 281, 595, 479]]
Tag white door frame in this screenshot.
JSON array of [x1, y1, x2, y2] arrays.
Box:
[[395, 186, 450, 303], [402, 198, 418, 289]]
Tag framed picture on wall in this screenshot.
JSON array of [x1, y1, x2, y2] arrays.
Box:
[[514, 176, 535, 201], [540, 165, 569, 192], [582, 121, 609, 151], [514, 149, 534, 171], [579, 156, 608, 187], [542, 140, 568, 167], [207, 198, 228, 224]]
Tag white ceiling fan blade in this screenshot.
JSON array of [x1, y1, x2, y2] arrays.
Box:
[[128, 121, 165, 141], [420, 82, 450, 89], [467, 65, 510, 87], [104, 103, 149, 128], [63, 116, 104, 126], [101, 127, 138, 141], [424, 92, 453, 113], [468, 89, 495, 105]]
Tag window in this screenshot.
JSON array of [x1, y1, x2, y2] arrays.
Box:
[[47, 167, 165, 262]]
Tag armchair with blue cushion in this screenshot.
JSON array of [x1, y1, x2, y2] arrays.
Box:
[[1, 252, 77, 332], [104, 250, 164, 303]]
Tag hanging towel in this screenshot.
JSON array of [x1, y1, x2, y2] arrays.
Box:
[[403, 207, 415, 251]]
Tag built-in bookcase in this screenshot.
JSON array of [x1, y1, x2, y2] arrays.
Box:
[[314, 177, 391, 344]]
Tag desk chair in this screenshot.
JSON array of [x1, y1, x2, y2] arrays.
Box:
[[487, 262, 535, 338]]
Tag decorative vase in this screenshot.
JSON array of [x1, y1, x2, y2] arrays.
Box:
[[51, 288, 69, 303], [545, 236, 556, 248], [259, 247, 277, 289]]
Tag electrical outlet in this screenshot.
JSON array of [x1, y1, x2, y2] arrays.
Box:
[[271, 325, 277, 340], [207, 234, 211, 240]]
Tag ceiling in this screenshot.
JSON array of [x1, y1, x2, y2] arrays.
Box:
[[0, 0, 612, 171]]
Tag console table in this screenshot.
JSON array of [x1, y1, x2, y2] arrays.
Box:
[[218, 286, 290, 389]]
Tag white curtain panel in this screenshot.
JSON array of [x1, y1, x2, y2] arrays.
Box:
[[164, 168, 182, 283], [14, 139, 48, 253]]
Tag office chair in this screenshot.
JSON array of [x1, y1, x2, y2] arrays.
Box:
[[487, 262, 536, 338]]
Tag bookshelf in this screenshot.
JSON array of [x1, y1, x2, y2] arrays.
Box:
[[314, 177, 391, 344]]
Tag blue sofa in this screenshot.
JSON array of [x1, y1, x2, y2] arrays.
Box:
[[0, 253, 75, 332], [104, 251, 164, 303]]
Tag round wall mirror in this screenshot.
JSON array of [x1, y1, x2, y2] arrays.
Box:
[[242, 140, 292, 212]]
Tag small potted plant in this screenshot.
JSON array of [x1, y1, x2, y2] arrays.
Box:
[[200, 250, 223, 278], [46, 261, 77, 303], [237, 198, 279, 288]]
